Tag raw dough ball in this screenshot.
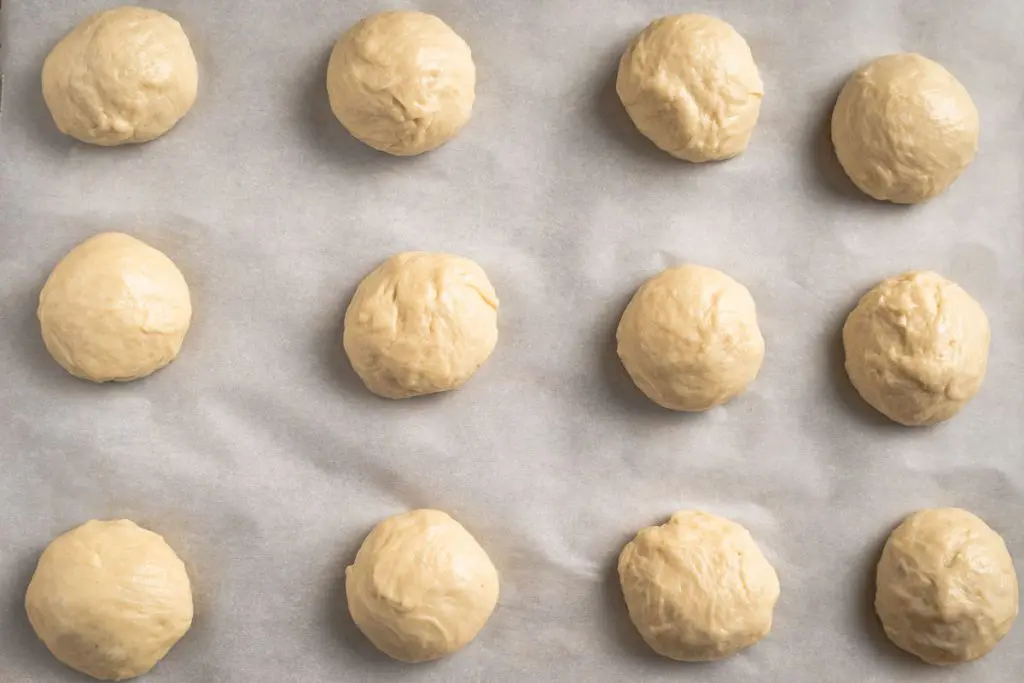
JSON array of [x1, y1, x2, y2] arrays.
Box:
[[843, 271, 989, 426], [38, 232, 193, 383], [616, 14, 763, 162], [346, 509, 499, 662], [343, 252, 498, 399], [619, 510, 780, 661], [876, 508, 1018, 665], [25, 519, 194, 681], [616, 264, 764, 411], [42, 6, 198, 146], [831, 53, 979, 203], [326, 11, 475, 156]]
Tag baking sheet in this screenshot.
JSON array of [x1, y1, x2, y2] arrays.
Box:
[[2, 0, 1024, 681]]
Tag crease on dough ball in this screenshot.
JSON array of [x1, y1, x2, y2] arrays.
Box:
[[831, 53, 978, 203], [876, 508, 1019, 665], [616, 264, 764, 411], [618, 510, 780, 661], [41, 6, 198, 145], [326, 11, 476, 156], [842, 271, 989, 426], [37, 232, 193, 383], [25, 519, 194, 681], [616, 14, 763, 162], [343, 252, 498, 398], [345, 509, 500, 662]]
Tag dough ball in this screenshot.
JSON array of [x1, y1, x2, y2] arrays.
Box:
[[343, 252, 498, 399], [619, 510, 780, 661], [843, 271, 989, 426], [346, 509, 499, 662], [616, 264, 764, 411], [876, 508, 1019, 665], [831, 53, 979, 203], [326, 11, 475, 156], [25, 520, 194, 681], [38, 232, 193, 383], [616, 14, 763, 162], [42, 6, 198, 146]]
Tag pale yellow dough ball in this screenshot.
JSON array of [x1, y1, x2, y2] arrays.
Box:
[[42, 6, 198, 145]]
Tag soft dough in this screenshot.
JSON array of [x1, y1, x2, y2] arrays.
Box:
[[616, 264, 764, 411], [25, 520, 194, 681], [831, 53, 978, 203], [326, 11, 475, 155], [619, 510, 780, 661], [38, 232, 193, 383], [343, 252, 498, 399], [346, 509, 499, 662], [617, 14, 763, 162], [42, 6, 198, 145], [843, 271, 989, 426], [876, 508, 1018, 665]]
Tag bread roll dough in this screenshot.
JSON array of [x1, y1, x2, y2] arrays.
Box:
[[38, 232, 193, 383], [343, 252, 498, 399], [616, 264, 764, 411], [876, 508, 1018, 665], [42, 6, 198, 146], [619, 510, 780, 661], [326, 11, 475, 156], [843, 271, 989, 426], [616, 14, 763, 162], [25, 520, 194, 681], [831, 53, 979, 203], [346, 509, 499, 662]]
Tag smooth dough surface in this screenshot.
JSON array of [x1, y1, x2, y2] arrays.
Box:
[[25, 520, 194, 681], [831, 53, 978, 203], [616, 14, 763, 162], [42, 6, 198, 145], [616, 264, 764, 411], [38, 232, 193, 383], [876, 508, 1019, 665], [326, 11, 475, 156], [619, 510, 780, 661], [843, 271, 988, 426], [343, 252, 498, 399], [346, 509, 499, 662]]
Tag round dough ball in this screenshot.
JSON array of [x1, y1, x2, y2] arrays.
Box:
[[843, 271, 989, 426], [25, 519, 194, 681], [619, 510, 780, 661], [616, 264, 764, 411], [326, 11, 475, 156], [616, 14, 763, 162], [346, 509, 499, 662], [42, 6, 198, 146], [831, 53, 979, 203], [38, 232, 193, 383], [876, 508, 1018, 665], [343, 252, 498, 399]]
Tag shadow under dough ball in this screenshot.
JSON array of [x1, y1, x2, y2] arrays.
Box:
[[42, 5, 198, 145], [343, 252, 499, 399], [616, 14, 763, 162], [831, 53, 978, 203], [37, 232, 193, 383], [619, 510, 780, 661], [326, 11, 476, 156], [876, 508, 1018, 665], [25, 520, 194, 681], [616, 264, 764, 411], [842, 271, 989, 426], [346, 509, 500, 663]]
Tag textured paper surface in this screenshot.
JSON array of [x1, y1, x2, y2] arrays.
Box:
[[2, 1, 1023, 681]]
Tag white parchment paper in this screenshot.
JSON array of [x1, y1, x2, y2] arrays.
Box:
[[2, 1, 1024, 681]]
